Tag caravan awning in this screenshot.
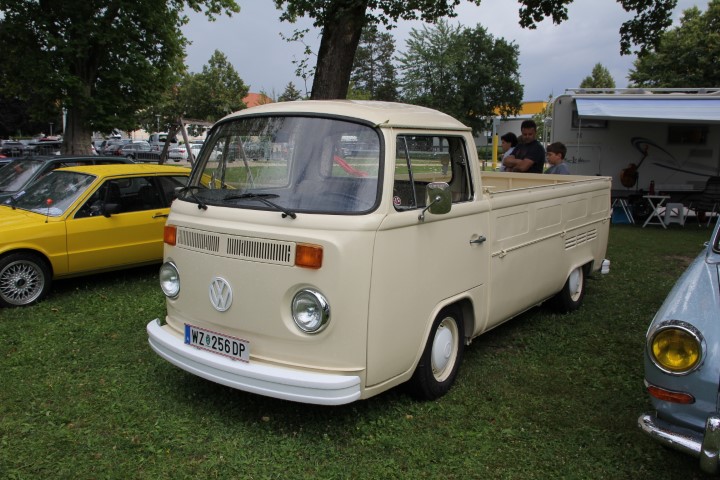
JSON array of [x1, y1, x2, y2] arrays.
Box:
[[575, 97, 720, 123]]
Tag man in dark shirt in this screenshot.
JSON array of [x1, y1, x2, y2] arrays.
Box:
[[501, 120, 545, 173]]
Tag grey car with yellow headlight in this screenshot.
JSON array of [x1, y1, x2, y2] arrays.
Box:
[[639, 220, 720, 474]]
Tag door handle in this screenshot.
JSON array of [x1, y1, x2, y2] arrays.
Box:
[[153, 213, 169, 219], [469, 235, 486, 245]]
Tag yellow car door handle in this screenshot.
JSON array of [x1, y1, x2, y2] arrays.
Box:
[[153, 213, 169, 219]]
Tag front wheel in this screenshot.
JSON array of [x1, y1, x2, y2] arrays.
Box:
[[550, 265, 586, 312], [0, 253, 52, 307], [409, 307, 465, 400]]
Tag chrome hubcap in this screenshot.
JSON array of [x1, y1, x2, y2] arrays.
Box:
[[431, 318, 459, 381], [568, 267, 583, 302]]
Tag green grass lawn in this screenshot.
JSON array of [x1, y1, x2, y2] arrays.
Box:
[[0, 224, 716, 479]]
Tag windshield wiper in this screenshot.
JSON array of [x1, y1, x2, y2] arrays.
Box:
[[176, 186, 208, 210], [224, 193, 296, 219], [2, 196, 17, 210]]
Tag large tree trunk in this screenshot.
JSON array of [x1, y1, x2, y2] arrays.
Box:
[[63, 105, 93, 155], [310, 1, 368, 100]]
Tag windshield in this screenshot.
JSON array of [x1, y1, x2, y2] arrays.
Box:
[[0, 160, 45, 193], [7, 170, 96, 216], [184, 115, 382, 214]]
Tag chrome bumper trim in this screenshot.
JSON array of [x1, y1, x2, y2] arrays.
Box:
[[639, 412, 720, 474]]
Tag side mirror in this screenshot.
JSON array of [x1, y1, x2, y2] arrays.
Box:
[[419, 182, 451, 221], [102, 203, 121, 217]]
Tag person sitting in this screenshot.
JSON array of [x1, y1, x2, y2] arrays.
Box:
[[544, 142, 571, 175], [501, 120, 545, 173]]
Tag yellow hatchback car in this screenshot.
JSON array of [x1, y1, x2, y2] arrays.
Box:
[[0, 163, 190, 307]]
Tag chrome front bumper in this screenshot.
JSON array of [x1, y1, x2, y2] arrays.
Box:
[[638, 412, 720, 474], [147, 319, 362, 406]]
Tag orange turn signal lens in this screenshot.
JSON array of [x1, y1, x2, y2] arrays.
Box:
[[646, 384, 695, 404], [295, 243, 323, 269], [164, 225, 177, 246]]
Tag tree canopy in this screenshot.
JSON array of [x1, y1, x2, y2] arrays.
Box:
[[178, 50, 249, 122], [629, 0, 720, 88], [398, 20, 523, 134], [350, 27, 399, 101], [278, 82, 304, 101], [0, 96, 52, 139], [580, 63, 617, 90], [0, 0, 239, 153], [273, 0, 678, 100]]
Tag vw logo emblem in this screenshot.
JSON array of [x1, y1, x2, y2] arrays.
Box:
[[209, 277, 233, 312]]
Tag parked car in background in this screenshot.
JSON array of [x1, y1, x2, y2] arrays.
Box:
[[0, 163, 191, 307], [1, 140, 26, 157], [149, 132, 178, 153], [24, 140, 62, 156], [189, 141, 202, 161], [639, 220, 720, 474], [168, 145, 188, 162], [0, 155, 132, 203], [101, 139, 131, 156], [190, 141, 222, 162], [119, 141, 161, 162]]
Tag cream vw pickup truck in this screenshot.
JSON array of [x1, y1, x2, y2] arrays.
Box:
[[147, 101, 611, 405]]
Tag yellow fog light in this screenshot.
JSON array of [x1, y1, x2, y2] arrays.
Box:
[[649, 324, 703, 375]]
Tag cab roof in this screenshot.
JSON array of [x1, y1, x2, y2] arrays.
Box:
[[221, 100, 471, 132]]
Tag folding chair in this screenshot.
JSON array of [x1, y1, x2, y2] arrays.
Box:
[[686, 176, 720, 227]]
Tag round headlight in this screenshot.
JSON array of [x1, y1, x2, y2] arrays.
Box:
[[649, 323, 703, 374], [291, 289, 330, 334], [159, 262, 180, 298]]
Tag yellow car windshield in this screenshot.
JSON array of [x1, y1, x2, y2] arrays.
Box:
[[9, 170, 95, 216]]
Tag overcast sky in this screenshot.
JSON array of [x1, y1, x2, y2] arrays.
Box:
[[182, 0, 707, 102]]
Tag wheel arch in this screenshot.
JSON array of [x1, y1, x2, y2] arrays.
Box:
[[0, 248, 55, 277], [405, 296, 472, 400], [563, 257, 594, 286], [422, 296, 475, 355]]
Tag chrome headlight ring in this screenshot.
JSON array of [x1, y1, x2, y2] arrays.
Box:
[[159, 261, 180, 298], [647, 320, 705, 376], [291, 289, 330, 334]]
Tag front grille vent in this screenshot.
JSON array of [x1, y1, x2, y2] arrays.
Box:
[[176, 227, 295, 265], [177, 229, 220, 252], [565, 229, 598, 249], [227, 237, 293, 264]]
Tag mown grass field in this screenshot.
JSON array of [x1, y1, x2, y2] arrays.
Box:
[[0, 224, 716, 479]]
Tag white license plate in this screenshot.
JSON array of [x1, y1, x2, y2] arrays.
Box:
[[184, 324, 250, 362]]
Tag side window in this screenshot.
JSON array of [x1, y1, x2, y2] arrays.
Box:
[[75, 177, 164, 218], [75, 179, 124, 218], [124, 177, 163, 211], [393, 135, 473, 211]]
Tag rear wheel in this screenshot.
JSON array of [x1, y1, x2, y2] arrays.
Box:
[[0, 253, 52, 307], [550, 265, 586, 312], [409, 307, 465, 400]]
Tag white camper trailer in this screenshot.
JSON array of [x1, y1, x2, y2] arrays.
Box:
[[550, 88, 720, 195]]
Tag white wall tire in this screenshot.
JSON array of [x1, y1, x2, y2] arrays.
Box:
[[550, 265, 586, 312], [409, 307, 465, 400]]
